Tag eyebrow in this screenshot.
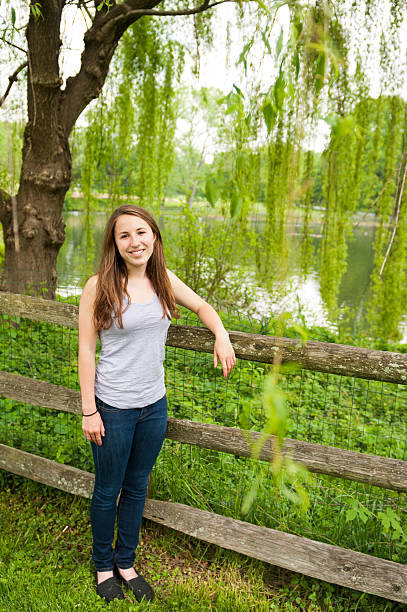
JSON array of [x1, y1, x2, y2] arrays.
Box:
[[117, 226, 146, 234]]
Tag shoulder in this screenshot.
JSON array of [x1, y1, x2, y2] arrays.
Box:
[[166, 269, 177, 283], [166, 269, 183, 291], [79, 275, 98, 310], [82, 275, 98, 296], [84, 274, 98, 290], [166, 269, 204, 312]]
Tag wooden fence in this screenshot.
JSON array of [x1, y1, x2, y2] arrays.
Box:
[[0, 291, 407, 603]]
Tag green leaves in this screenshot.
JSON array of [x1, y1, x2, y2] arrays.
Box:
[[261, 67, 286, 135], [276, 28, 284, 60], [262, 101, 277, 134], [230, 192, 243, 219], [237, 39, 254, 76], [314, 50, 326, 97], [220, 84, 246, 119], [96, 0, 114, 11], [345, 499, 372, 524], [262, 374, 287, 443], [204, 177, 218, 207], [30, 3, 42, 20], [204, 176, 243, 220], [273, 71, 286, 111], [323, 113, 357, 146], [345, 500, 406, 543], [377, 508, 406, 541]]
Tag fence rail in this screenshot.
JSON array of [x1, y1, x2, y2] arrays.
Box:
[[1, 371, 407, 492], [1, 291, 407, 383], [1, 292, 407, 603], [0, 442, 406, 603]]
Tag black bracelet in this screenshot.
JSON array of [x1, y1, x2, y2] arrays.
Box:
[[82, 410, 98, 417]]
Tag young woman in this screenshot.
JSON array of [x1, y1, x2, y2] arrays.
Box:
[[78, 204, 236, 603]]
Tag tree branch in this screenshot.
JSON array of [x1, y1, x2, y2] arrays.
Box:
[[79, 0, 93, 21], [0, 62, 28, 108], [110, 0, 236, 19], [60, 0, 236, 135], [379, 153, 407, 277], [2, 39, 27, 54]]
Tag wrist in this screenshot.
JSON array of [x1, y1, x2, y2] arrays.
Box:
[[215, 328, 229, 340], [82, 409, 98, 417]]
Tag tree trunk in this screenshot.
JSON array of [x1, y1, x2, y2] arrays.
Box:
[[0, 2, 70, 298], [0, 1, 192, 298], [0, 155, 70, 297]]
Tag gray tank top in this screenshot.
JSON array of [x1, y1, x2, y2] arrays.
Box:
[[94, 294, 170, 409]]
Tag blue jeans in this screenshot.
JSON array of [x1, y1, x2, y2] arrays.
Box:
[[90, 395, 167, 571]]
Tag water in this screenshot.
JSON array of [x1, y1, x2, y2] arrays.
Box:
[[57, 210, 407, 342]]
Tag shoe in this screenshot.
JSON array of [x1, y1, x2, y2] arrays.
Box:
[[114, 564, 154, 602], [95, 573, 125, 602]]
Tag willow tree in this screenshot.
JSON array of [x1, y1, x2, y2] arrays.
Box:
[[0, 0, 267, 297], [236, 0, 407, 336]]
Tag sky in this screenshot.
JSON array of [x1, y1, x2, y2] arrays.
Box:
[[1, 1, 406, 155]]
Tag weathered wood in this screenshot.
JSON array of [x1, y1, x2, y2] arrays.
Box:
[[1, 371, 407, 492], [2, 291, 407, 383], [168, 326, 407, 384], [166, 418, 407, 493], [0, 443, 406, 604], [0, 371, 82, 414], [0, 443, 93, 498], [143, 500, 407, 604], [0, 291, 78, 329]]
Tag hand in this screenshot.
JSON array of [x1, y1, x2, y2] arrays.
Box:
[[214, 333, 236, 378], [82, 412, 105, 446]]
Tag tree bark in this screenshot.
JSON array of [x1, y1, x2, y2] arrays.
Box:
[[0, 1, 222, 297], [0, 1, 70, 297]]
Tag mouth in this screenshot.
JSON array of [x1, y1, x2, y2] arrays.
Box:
[[129, 249, 144, 257]]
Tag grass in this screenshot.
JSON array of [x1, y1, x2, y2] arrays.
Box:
[[0, 310, 406, 608], [1, 312, 406, 564], [0, 475, 403, 612]]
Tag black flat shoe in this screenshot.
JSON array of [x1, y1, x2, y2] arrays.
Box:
[[95, 574, 125, 602], [114, 565, 154, 602]]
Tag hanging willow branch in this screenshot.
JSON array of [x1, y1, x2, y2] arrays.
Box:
[[353, 161, 401, 230], [379, 152, 407, 277], [0, 61, 28, 107]]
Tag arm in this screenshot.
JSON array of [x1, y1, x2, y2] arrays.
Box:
[[78, 275, 105, 445], [167, 270, 236, 378]]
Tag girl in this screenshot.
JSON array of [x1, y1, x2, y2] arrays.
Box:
[[78, 205, 236, 603]]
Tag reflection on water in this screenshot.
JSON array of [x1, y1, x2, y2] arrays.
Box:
[[57, 211, 406, 342]]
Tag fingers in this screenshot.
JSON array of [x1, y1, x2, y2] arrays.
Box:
[[82, 413, 104, 446], [217, 353, 237, 378], [214, 336, 236, 378]]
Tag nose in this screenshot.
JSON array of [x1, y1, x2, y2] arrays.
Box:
[[129, 233, 139, 246]]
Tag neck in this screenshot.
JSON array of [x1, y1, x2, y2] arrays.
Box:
[[126, 265, 148, 280]]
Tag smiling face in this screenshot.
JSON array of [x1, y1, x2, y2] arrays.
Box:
[[113, 214, 156, 272]]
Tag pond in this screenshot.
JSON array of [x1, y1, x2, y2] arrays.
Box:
[[57, 210, 407, 342]]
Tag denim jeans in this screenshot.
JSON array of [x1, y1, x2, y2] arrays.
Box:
[[90, 394, 167, 571]]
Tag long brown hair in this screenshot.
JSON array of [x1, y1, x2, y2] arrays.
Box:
[[93, 205, 179, 331]]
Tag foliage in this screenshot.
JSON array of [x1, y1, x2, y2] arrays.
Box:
[[164, 202, 259, 312], [0, 481, 398, 611], [1, 305, 406, 565]]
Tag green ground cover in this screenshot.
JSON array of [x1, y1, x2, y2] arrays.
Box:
[[0, 306, 406, 607], [0, 477, 402, 612]]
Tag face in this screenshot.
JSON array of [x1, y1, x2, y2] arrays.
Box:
[[114, 214, 156, 271]]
